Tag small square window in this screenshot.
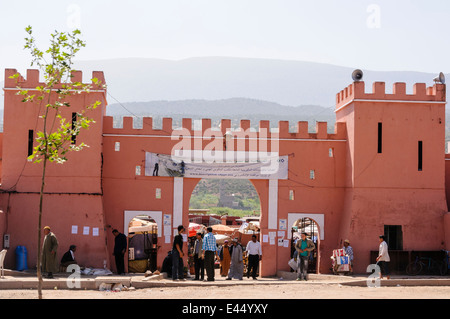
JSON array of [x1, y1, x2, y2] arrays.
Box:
[[115, 142, 120, 152], [135, 166, 141, 176], [309, 170, 315, 180], [156, 188, 161, 199]]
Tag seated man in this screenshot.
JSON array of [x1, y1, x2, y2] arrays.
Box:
[[60, 245, 77, 271]]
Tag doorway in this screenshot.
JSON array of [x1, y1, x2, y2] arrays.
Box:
[[189, 178, 261, 244], [291, 217, 320, 273], [127, 215, 158, 273]]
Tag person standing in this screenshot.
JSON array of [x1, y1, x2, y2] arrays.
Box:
[[227, 238, 244, 280], [295, 232, 315, 281], [202, 227, 219, 281], [343, 239, 354, 275], [153, 154, 159, 176], [42, 226, 59, 279], [172, 225, 185, 281], [246, 235, 262, 280], [193, 232, 204, 281], [376, 235, 390, 279], [112, 229, 127, 275], [219, 240, 231, 277], [180, 160, 185, 176]]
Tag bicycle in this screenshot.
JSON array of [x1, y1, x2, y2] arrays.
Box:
[[406, 255, 444, 276]]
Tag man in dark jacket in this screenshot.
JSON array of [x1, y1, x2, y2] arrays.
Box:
[[172, 225, 185, 281], [162, 250, 173, 278], [60, 245, 77, 270], [112, 229, 127, 275], [193, 232, 204, 280]]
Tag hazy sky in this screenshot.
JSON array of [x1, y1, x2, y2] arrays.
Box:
[[1, 0, 450, 76]]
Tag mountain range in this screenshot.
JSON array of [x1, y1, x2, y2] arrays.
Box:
[[73, 57, 443, 107]]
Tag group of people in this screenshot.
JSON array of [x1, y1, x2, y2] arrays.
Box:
[[39, 226, 128, 279], [173, 225, 262, 281], [327, 235, 390, 279], [40, 226, 78, 279], [39, 225, 391, 281], [291, 233, 391, 281]]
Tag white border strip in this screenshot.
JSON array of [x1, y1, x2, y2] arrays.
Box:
[[173, 177, 184, 228], [268, 179, 278, 230]]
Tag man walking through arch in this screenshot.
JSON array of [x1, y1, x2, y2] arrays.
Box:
[[202, 227, 219, 281], [295, 232, 315, 281], [246, 235, 262, 280]]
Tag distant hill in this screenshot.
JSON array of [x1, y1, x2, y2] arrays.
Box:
[[72, 57, 442, 108], [190, 179, 261, 214], [106, 98, 336, 132]]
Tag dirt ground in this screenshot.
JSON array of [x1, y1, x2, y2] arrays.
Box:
[[1, 281, 449, 299], [1, 268, 449, 301], [1, 276, 448, 318]]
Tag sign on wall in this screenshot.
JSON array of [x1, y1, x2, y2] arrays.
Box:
[[144, 152, 288, 180]]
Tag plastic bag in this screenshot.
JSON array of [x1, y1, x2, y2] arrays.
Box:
[[288, 258, 298, 270]]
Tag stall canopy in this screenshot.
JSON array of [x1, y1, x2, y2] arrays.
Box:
[[211, 224, 235, 233], [214, 234, 231, 245], [188, 222, 206, 237], [238, 221, 260, 234], [129, 217, 157, 234]]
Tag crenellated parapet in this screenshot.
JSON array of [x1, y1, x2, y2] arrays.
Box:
[[4, 68, 106, 90], [103, 116, 347, 140], [336, 81, 446, 110]]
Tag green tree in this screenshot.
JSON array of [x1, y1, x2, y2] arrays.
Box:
[[10, 26, 102, 299]]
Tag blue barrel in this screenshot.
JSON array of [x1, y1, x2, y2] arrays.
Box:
[[15, 246, 28, 271]]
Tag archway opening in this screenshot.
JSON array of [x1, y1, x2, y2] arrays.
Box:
[[189, 178, 260, 231], [127, 215, 158, 273], [188, 178, 262, 276], [291, 217, 320, 274]]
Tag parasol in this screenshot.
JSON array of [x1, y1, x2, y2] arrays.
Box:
[[214, 234, 231, 245], [211, 224, 234, 233], [188, 222, 205, 237]]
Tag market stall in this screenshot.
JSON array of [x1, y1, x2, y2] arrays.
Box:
[[188, 222, 206, 237], [128, 217, 158, 273]]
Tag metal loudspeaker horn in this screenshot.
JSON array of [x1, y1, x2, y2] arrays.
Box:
[[433, 72, 445, 84], [352, 69, 363, 82]]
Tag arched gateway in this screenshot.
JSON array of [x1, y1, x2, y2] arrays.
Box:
[[101, 117, 345, 276]]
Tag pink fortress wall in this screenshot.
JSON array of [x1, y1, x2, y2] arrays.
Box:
[[1, 68, 449, 276], [101, 114, 348, 275], [336, 81, 448, 272], [0, 69, 109, 270]]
